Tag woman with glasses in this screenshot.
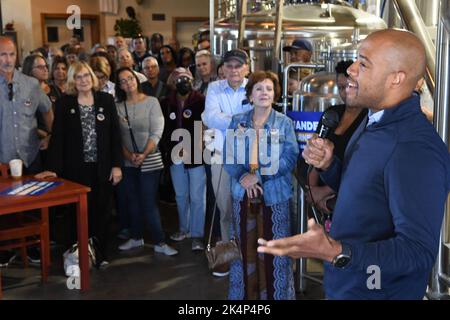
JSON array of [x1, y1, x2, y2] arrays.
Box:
[[114, 67, 178, 256], [90, 56, 115, 98], [36, 61, 123, 267], [22, 54, 53, 150], [22, 54, 50, 94]]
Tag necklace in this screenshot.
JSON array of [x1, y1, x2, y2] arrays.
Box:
[[79, 104, 93, 112]]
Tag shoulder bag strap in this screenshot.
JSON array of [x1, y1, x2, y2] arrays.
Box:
[[123, 101, 140, 153], [206, 166, 240, 250]]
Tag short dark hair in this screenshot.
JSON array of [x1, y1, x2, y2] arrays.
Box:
[[335, 60, 353, 77], [245, 71, 281, 102], [115, 67, 143, 102], [65, 46, 79, 56], [151, 33, 164, 43], [199, 30, 210, 41], [50, 55, 68, 80], [178, 47, 195, 68]]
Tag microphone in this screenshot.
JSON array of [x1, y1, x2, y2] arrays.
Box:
[[317, 109, 340, 139], [308, 108, 339, 171], [305, 108, 340, 226]]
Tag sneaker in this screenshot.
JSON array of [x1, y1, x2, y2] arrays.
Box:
[[192, 238, 205, 251], [117, 228, 131, 240], [27, 247, 41, 264], [170, 231, 189, 242], [118, 238, 144, 251], [154, 243, 178, 256], [212, 264, 230, 277], [0, 251, 16, 268], [99, 260, 109, 269]]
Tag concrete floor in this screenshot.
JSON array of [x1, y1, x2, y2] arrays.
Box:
[[1, 202, 324, 300]]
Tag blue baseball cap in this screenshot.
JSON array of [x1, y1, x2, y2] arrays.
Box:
[[283, 39, 313, 52]]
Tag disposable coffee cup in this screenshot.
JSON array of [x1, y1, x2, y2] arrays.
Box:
[[9, 159, 23, 179]]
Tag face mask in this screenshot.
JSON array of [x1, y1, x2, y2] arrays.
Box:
[[175, 76, 193, 96]]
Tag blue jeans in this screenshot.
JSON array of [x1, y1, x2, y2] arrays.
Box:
[[118, 167, 165, 243], [170, 164, 206, 238]]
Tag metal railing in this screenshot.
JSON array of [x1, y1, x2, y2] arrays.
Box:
[[427, 0, 450, 299]]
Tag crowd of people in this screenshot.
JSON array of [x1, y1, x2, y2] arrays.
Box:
[[1, 28, 449, 300]]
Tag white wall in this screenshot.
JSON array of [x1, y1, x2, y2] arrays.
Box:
[[1, 0, 210, 60], [103, 0, 209, 45], [1, 0, 33, 61], [44, 18, 93, 50]]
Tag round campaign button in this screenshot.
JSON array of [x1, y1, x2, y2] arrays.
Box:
[[97, 114, 105, 121], [183, 109, 192, 119], [169, 112, 176, 120]]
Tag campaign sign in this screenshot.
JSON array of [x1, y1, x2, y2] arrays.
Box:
[[287, 111, 322, 153]]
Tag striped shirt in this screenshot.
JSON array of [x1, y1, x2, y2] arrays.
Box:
[[116, 96, 164, 168]]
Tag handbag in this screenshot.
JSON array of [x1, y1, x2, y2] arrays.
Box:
[[205, 167, 242, 270], [124, 101, 164, 172], [63, 237, 100, 277]]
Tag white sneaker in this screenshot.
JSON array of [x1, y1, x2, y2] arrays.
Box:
[[118, 238, 144, 251], [154, 243, 178, 256]]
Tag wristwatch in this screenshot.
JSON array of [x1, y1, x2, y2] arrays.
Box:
[[332, 242, 352, 269]]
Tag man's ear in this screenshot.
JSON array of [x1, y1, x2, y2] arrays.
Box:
[[390, 71, 406, 88]]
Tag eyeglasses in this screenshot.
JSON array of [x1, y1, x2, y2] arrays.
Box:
[[33, 64, 49, 71], [8, 83, 13, 101], [119, 76, 135, 85], [75, 73, 91, 82]]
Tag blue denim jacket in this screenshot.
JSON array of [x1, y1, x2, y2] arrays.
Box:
[[224, 109, 299, 206]]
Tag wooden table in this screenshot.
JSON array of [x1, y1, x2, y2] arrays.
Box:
[[0, 177, 91, 291]]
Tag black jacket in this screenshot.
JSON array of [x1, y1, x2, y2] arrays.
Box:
[[46, 91, 123, 183], [160, 90, 205, 169]]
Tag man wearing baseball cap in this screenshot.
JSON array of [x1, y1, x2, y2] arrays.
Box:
[[283, 38, 313, 64], [283, 38, 314, 80], [202, 49, 252, 277]]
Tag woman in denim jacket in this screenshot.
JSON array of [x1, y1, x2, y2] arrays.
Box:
[[224, 71, 299, 300]]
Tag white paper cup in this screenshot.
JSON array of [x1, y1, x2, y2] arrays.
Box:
[[9, 159, 23, 179]]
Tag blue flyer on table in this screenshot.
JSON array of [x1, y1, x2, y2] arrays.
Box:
[[0, 180, 63, 196]]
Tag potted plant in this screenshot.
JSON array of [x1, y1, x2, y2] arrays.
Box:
[[113, 6, 142, 38]]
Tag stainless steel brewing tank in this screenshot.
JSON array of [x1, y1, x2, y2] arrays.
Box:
[[322, 42, 359, 71], [211, 2, 386, 71], [293, 71, 343, 112]]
